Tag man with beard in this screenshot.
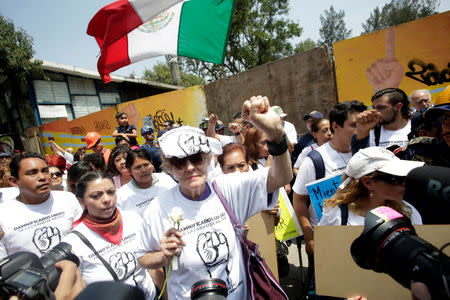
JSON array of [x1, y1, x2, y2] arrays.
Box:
[[352, 88, 412, 153]]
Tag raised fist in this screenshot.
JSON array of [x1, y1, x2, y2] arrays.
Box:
[[109, 252, 137, 280], [33, 226, 61, 254]]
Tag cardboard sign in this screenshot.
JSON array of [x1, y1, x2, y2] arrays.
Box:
[[275, 188, 303, 241], [246, 212, 278, 280], [315, 225, 450, 299], [306, 173, 343, 221]]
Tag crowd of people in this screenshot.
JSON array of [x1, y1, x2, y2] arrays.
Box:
[[0, 86, 448, 300]]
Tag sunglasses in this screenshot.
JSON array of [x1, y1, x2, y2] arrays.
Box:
[[51, 171, 63, 177], [373, 173, 405, 185], [170, 152, 207, 170]]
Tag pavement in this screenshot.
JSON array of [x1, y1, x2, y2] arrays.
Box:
[[279, 238, 310, 300]]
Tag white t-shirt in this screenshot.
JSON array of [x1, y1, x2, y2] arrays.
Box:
[[318, 201, 423, 226], [116, 173, 176, 216], [369, 120, 411, 148], [0, 187, 19, 204], [62, 211, 156, 300], [217, 134, 237, 147], [136, 168, 275, 300], [0, 191, 82, 258], [294, 143, 318, 169], [283, 120, 298, 144], [292, 142, 351, 227]]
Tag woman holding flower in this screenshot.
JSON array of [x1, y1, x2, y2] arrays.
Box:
[[136, 96, 293, 299]]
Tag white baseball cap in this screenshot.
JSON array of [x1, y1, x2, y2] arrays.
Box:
[[339, 147, 424, 189], [272, 106, 287, 118]]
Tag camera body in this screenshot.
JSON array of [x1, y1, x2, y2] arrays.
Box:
[[0, 242, 79, 300], [351, 206, 450, 300]]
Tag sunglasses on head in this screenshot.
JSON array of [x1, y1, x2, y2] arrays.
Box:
[[170, 152, 207, 170], [373, 172, 405, 185], [51, 171, 63, 177]]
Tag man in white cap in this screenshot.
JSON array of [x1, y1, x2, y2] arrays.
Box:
[[272, 105, 297, 151]]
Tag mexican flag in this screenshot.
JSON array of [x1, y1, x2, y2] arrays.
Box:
[[87, 0, 235, 83]]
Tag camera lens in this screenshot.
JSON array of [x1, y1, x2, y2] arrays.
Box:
[[191, 278, 228, 300], [39, 242, 79, 290]]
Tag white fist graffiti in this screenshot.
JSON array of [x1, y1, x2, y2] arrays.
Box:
[[109, 252, 137, 280], [33, 226, 61, 254], [178, 134, 211, 156], [196, 232, 229, 276]]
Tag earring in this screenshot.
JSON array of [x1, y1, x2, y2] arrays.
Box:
[[369, 191, 373, 199]]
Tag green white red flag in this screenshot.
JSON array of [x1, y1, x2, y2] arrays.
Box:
[[87, 0, 235, 83]]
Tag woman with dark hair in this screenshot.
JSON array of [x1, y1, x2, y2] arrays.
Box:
[[67, 161, 93, 194], [107, 146, 133, 189], [293, 118, 332, 175], [73, 148, 86, 162], [319, 147, 423, 226], [62, 171, 158, 300], [136, 96, 293, 299]]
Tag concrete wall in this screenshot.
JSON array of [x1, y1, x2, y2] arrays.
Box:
[[204, 46, 338, 138]]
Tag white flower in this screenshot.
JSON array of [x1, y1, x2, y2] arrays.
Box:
[[169, 207, 184, 224]]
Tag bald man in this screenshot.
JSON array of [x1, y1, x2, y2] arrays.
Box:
[[409, 89, 431, 111]]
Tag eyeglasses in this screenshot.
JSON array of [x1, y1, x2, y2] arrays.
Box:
[[170, 152, 207, 170], [373, 173, 405, 185], [51, 171, 63, 177]]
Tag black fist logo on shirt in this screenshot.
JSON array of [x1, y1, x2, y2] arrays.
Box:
[[32, 226, 61, 254], [109, 252, 137, 280], [196, 232, 229, 276], [178, 134, 211, 156]]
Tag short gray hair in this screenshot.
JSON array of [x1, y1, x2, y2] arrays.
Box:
[[408, 89, 431, 104]]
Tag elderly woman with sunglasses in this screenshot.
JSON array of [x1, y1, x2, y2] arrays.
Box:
[[318, 147, 424, 226], [136, 96, 293, 300]]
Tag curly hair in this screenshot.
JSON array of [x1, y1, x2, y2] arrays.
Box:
[[324, 172, 412, 218]]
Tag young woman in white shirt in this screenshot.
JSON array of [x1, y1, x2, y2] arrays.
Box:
[[318, 147, 424, 226], [62, 171, 158, 300]]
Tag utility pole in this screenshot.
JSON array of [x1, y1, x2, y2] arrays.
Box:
[[166, 55, 182, 86]]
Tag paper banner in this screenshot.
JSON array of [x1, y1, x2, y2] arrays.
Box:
[[275, 188, 303, 241], [306, 173, 343, 221]]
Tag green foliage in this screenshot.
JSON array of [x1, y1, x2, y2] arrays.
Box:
[[0, 14, 42, 81], [317, 6, 352, 59], [294, 38, 317, 53], [180, 0, 303, 81], [361, 0, 440, 34], [142, 60, 205, 87]]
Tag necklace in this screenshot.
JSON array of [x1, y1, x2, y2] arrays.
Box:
[[329, 141, 350, 166]]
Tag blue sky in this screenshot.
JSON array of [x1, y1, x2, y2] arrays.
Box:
[[1, 0, 449, 78]]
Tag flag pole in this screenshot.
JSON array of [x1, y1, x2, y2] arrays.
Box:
[[214, 65, 225, 114]]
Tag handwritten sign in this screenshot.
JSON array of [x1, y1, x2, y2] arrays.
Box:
[[275, 188, 303, 241], [306, 173, 343, 221]]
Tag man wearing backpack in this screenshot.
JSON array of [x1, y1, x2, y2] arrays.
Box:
[[352, 88, 412, 154], [293, 100, 366, 257], [292, 100, 366, 296]]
